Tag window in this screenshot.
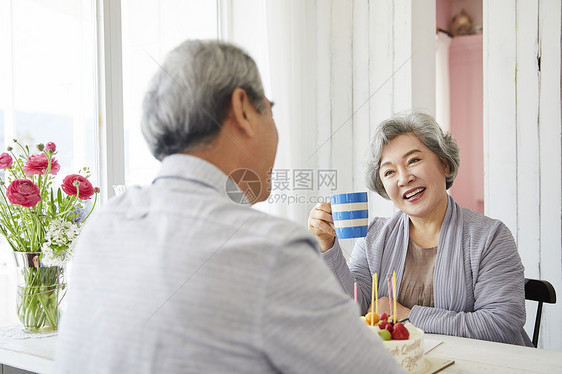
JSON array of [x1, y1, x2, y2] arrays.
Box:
[[121, 0, 219, 185], [0, 0, 98, 324], [0, 0, 98, 179], [0, 0, 223, 326]]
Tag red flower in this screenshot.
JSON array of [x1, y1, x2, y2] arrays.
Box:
[[6, 179, 41, 207], [45, 142, 56, 153], [22, 153, 60, 176], [62, 174, 94, 200], [0, 153, 13, 169]]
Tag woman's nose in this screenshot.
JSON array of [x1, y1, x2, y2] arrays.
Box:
[[398, 170, 414, 187]]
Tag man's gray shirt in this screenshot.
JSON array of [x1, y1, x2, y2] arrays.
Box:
[[55, 154, 403, 373]]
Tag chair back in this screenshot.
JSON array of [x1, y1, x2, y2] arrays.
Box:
[[524, 278, 557, 347]]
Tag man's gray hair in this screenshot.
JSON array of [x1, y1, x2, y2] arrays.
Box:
[[141, 39, 266, 160], [366, 111, 460, 199]]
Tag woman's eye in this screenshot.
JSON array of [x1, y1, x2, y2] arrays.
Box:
[[408, 158, 421, 165], [383, 170, 394, 177]]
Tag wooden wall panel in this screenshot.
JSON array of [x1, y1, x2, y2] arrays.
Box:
[[485, 0, 561, 350], [368, 0, 397, 218], [536, 0, 562, 351], [484, 0, 518, 232], [352, 0, 371, 195], [515, 0, 542, 337], [392, 0, 413, 113], [411, 0, 436, 115], [315, 0, 332, 175], [515, 1, 541, 277], [330, 0, 354, 197]]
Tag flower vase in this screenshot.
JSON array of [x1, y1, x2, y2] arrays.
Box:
[[13, 251, 66, 333]]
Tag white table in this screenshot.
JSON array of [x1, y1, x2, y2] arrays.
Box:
[[425, 333, 562, 373], [1, 331, 561, 374]]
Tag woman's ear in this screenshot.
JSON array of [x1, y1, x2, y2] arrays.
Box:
[[228, 88, 256, 138], [442, 159, 451, 176]]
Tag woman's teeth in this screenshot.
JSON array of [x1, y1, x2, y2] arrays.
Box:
[[404, 188, 424, 199]]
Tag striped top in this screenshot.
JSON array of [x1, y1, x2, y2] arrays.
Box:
[[323, 195, 533, 347]]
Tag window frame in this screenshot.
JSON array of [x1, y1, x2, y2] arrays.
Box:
[[96, 0, 125, 203]]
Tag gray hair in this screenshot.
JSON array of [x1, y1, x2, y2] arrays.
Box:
[[366, 111, 460, 199], [141, 39, 266, 160]]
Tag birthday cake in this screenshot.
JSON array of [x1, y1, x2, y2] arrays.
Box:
[[361, 313, 424, 372]]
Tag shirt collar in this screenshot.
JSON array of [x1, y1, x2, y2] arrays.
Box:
[[153, 154, 231, 197]]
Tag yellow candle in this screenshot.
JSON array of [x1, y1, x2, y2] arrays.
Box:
[[393, 271, 397, 323], [374, 273, 378, 315], [371, 273, 375, 326]]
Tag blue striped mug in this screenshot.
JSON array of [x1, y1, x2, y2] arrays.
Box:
[[330, 192, 369, 239]]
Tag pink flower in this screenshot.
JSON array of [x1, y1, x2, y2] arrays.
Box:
[[6, 179, 41, 207], [0, 153, 13, 169], [22, 153, 60, 176], [61, 174, 94, 200], [45, 142, 56, 153]]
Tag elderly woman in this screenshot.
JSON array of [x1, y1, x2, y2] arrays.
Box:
[[308, 111, 533, 346]]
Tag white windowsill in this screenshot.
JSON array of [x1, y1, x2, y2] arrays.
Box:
[[0, 329, 55, 373]]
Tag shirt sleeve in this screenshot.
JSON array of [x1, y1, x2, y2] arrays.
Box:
[[409, 223, 530, 346], [261, 237, 406, 373], [321, 238, 375, 315]]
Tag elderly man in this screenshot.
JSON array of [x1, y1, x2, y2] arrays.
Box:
[[55, 40, 403, 373]]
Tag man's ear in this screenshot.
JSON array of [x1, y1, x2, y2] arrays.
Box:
[[228, 88, 256, 138]]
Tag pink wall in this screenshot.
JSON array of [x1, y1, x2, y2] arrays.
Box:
[[448, 34, 484, 213], [436, 0, 452, 31]]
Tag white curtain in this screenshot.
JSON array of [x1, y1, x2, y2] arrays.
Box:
[[223, 1, 415, 258], [259, 0, 321, 223], [435, 32, 452, 132], [223, 0, 340, 225]]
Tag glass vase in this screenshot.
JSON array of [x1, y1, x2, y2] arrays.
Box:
[[12, 251, 66, 333]]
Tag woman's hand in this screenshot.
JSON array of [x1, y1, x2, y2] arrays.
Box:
[[307, 202, 337, 252], [368, 297, 411, 321]]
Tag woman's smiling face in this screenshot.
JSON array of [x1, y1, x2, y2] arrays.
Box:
[[379, 133, 450, 220]]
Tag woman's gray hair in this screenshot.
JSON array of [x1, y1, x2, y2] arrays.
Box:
[[141, 39, 266, 160], [366, 111, 460, 199]]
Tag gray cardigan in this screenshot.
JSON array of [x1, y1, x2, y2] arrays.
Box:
[[322, 195, 533, 346]]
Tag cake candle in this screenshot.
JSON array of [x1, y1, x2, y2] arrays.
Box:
[[354, 281, 358, 303], [374, 273, 378, 315], [370, 274, 375, 326], [387, 276, 392, 317], [393, 271, 397, 324]]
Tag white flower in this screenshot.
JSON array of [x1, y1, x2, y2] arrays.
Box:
[[40, 218, 82, 267]]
